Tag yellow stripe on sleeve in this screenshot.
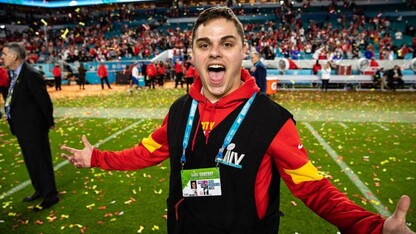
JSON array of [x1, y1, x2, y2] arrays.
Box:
[[284, 161, 324, 184], [141, 134, 162, 153]]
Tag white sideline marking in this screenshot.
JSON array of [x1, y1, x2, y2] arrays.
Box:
[[374, 123, 389, 131], [0, 119, 145, 200], [303, 122, 391, 217], [338, 122, 349, 129]]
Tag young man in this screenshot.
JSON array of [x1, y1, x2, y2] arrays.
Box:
[[61, 6, 413, 234], [2, 42, 59, 211]]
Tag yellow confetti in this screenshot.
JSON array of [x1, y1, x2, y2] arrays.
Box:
[[61, 28, 69, 39], [86, 203, 95, 209], [380, 160, 389, 165], [137, 226, 144, 233], [152, 225, 159, 230], [41, 19, 48, 26], [8, 212, 16, 216]]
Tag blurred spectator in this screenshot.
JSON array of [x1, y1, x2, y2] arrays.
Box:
[[385, 65, 404, 91], [157, 61, 165, 87], [249, 51, 267, 94], [370, 57, 379, 67], [146, 61, 157, 89], [78, 63, 87, 90], [320, 61, 332, 92], [184, 61, 195, 93], [52, 63, 62, 91], [174, 59, 184, 88], [312, 60, 322, 75], [97, 62, 112, 89]]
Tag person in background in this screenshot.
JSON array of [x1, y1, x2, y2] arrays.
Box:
[[312, 59, 322, 75], [157, 61, 166, 87], [60, 6, 414, 234], [385, 65, 404, 91], [52, 63, 62, 91], [320, 61, 332, 92], [373, 67, 386, 90], [78, 63, 87, 90], [146, 61, 157, 89], [0, 64, 9, 118], [141, 62, 148, 87], [184, 61, 196, 93], [2, 42, 59, 211], [97, 62, 111, 89], [370, 57, 380, 68], [174, 58, 184, 88], [249, 50, 267, 94]]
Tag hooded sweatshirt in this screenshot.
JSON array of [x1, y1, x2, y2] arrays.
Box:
[[91, 68, 384, 233]]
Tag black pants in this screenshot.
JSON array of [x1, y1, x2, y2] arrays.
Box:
[[0, 86, 7, 101], [100, 76, 112, 89], [185, 77, 194, 93], [175, 73, 183, 88], [321, 79, 329, 91], [17, 134, 58, 201], [54, 76, 62, 90], [149, 76, 156, 89]]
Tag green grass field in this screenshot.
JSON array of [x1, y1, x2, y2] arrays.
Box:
[[0, 88, 415, 233]]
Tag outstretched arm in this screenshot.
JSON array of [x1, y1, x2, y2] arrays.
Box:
[[383, 195, 415, 234], [61, 135, 93, 168]]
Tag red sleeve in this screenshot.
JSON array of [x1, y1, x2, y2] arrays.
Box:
[[268, 119, 384, 233], [91, 115, 170, 170]]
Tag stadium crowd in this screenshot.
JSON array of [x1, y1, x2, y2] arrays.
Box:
[[0, 1, 415, 66]]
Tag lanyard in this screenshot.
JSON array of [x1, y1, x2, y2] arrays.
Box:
[[180, 93, 256, 169]]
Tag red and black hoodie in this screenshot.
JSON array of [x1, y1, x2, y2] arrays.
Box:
[[91, 68, 384, 233]]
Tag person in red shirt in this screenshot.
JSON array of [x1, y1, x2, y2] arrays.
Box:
[[174, 59, 184, 88], [97, 62, 111, 89], [370, 57, 380, 68], [157, 61, 166, 87], [146, 61, 157, 89], [61, 6, 414, 234], [184, 61, 196, 93], [51, 63, 62, 91], [312, 59, 322, 75]]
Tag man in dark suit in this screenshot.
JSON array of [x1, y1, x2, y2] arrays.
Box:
[[1, 42, 59, 211], [385, 65, 404, 91], [249, 51, 267, 94]]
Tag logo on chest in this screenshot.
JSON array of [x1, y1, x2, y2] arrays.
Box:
[[220, 143, 245, 169]]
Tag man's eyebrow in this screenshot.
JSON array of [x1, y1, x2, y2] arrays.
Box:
[[195, 35, 237, 43]]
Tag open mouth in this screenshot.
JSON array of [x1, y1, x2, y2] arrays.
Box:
[[208, 64, 226, 84]]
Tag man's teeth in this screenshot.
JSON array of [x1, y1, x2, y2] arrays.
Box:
[[208, 65, 224, 69]]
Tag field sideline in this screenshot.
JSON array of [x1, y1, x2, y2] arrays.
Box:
[[0, 85, 415, 233]]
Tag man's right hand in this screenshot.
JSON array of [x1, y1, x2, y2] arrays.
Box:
[[61, 135, 93, 168]]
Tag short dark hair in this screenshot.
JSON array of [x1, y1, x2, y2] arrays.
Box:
[[4, 42, 26, 60], [191, 6, 245, 46]]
